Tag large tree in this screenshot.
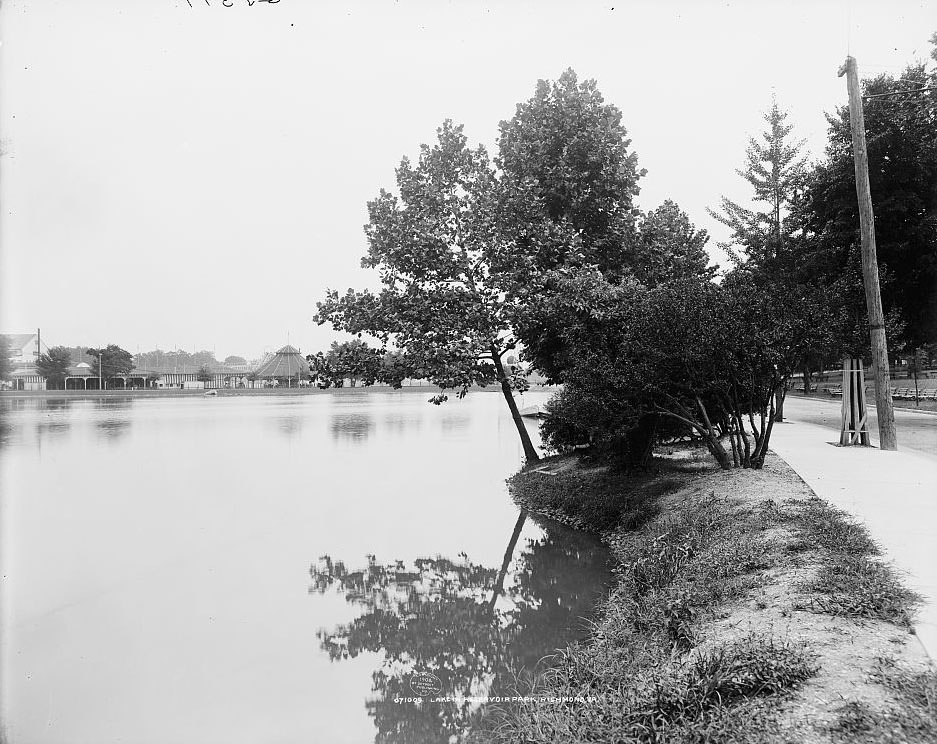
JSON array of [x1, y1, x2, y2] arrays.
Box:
[[86, 344, 134, 380], [540, 276, 830, 470], [326, 339, 383, 388], [707, 99, 836, 414], [316, 71, 708, 462], [498, 71, 710, 384], [36, 346, 73, 389], [497, 68, 645, 281], [632, 200, 713, 287], [0, 336, 12, 381], [315, 121, 543, 460]]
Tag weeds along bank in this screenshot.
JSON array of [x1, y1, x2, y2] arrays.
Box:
[[476, 446, 937, 743]]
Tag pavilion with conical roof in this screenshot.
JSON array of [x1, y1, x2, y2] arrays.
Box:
[[251, 345, 309, 386]]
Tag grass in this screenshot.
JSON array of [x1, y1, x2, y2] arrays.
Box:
[[830, 658, 937, 742], [475, 472, 815, 743], [483, 453, 926, 744], [507, 462, 668, 532], [781, 497, 921, 628], [508, 447, 710, 533]]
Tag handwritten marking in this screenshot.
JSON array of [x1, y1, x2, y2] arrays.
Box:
[[186, 0, 281, 7]]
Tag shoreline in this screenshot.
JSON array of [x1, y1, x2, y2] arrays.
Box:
[[478, 445, 937, 743], [0, 385, 561, 402]]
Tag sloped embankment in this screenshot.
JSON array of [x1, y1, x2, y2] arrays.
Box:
[[475, 446, 936, 743]]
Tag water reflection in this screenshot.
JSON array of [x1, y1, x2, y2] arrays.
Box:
[[440, 413, 472, 434], [91, 398, 134, 442], [381, 413, 423, 435], [309, 512, 612, 743], [329, 412, 375, 442], [272, 416, 304, 437], [0, 398, 76, 445], [94, 418, 132, 440]]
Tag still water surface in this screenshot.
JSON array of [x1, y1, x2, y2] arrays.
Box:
[[1, 391, 612, 744]]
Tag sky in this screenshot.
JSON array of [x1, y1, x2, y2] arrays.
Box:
[[1, 0, 934, 361]]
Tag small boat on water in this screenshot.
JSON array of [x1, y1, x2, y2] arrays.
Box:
[[518, 403, 548, 419]]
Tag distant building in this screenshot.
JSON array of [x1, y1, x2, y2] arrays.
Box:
[[223, 355, 249, 372], [251, 345, 310, 386], [1, 332, 49, 390]]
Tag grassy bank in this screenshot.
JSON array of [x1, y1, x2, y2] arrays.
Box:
[[475, 446, 935, 743]]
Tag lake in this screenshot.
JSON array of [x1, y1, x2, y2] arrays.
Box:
[[0, 390, 613, 744]]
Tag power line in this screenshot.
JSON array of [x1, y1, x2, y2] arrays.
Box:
[[863, 85, 937, 100]]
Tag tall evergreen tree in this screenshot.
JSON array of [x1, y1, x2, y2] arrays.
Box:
[[708, 98, 808, 277]]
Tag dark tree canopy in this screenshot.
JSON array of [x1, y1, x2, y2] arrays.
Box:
[[325, 339, 383, 388], [310, 516, 611, 743], [633, 200, 713, 286], [37, 346, 73, 388], [798, 56, 937, 348], [0, 336, 13, 381], [497, 72, 712, 383], [315, 121, 540, 459], [86, 345, 134, 379], [497, 68, 645, 280], [316, 70, 716, 462], [540, 276, 831, 469]]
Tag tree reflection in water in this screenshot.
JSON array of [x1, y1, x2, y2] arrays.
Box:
[[329, 412, 375, 443], [309, 512, 613, 743]]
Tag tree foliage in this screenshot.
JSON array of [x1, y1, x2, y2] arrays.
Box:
[[708, 98, 808, 273], [315, 120, 539, 459], [497, 68, 645, 280], [498, 71, 710, 383], [86, 345, 133, 379], [37, 346, 73, 388], [633, 200, 713, 286], [134, 349, 219, 373], [327, 339, 383, 388], [0, 336, 13, 381], [541, 277, 831, 470], [315, 70, 716, 463], [309, 516, 611, 743], [797, 55, 937, 349]]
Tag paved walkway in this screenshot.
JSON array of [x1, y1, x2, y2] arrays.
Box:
[[769, 418, 937, 660], [784, 394, 937, 457]]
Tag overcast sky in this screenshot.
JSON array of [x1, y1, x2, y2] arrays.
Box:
[[1, 0, 934, 360]]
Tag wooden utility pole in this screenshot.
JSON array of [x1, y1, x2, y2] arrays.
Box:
[[838, 55, 898, 450]]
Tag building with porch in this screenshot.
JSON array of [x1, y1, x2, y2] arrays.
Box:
[[1, 332, 50, 390]]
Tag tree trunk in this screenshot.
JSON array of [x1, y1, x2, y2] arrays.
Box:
[[774, 388, 785, 422], [487, 510, 527, 616], [751, 389, 779, 468], [802, 366, 812, 395], [491, 347, 539, 462], [706, 437, 733, 470], [621, 413, 658, 470]]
